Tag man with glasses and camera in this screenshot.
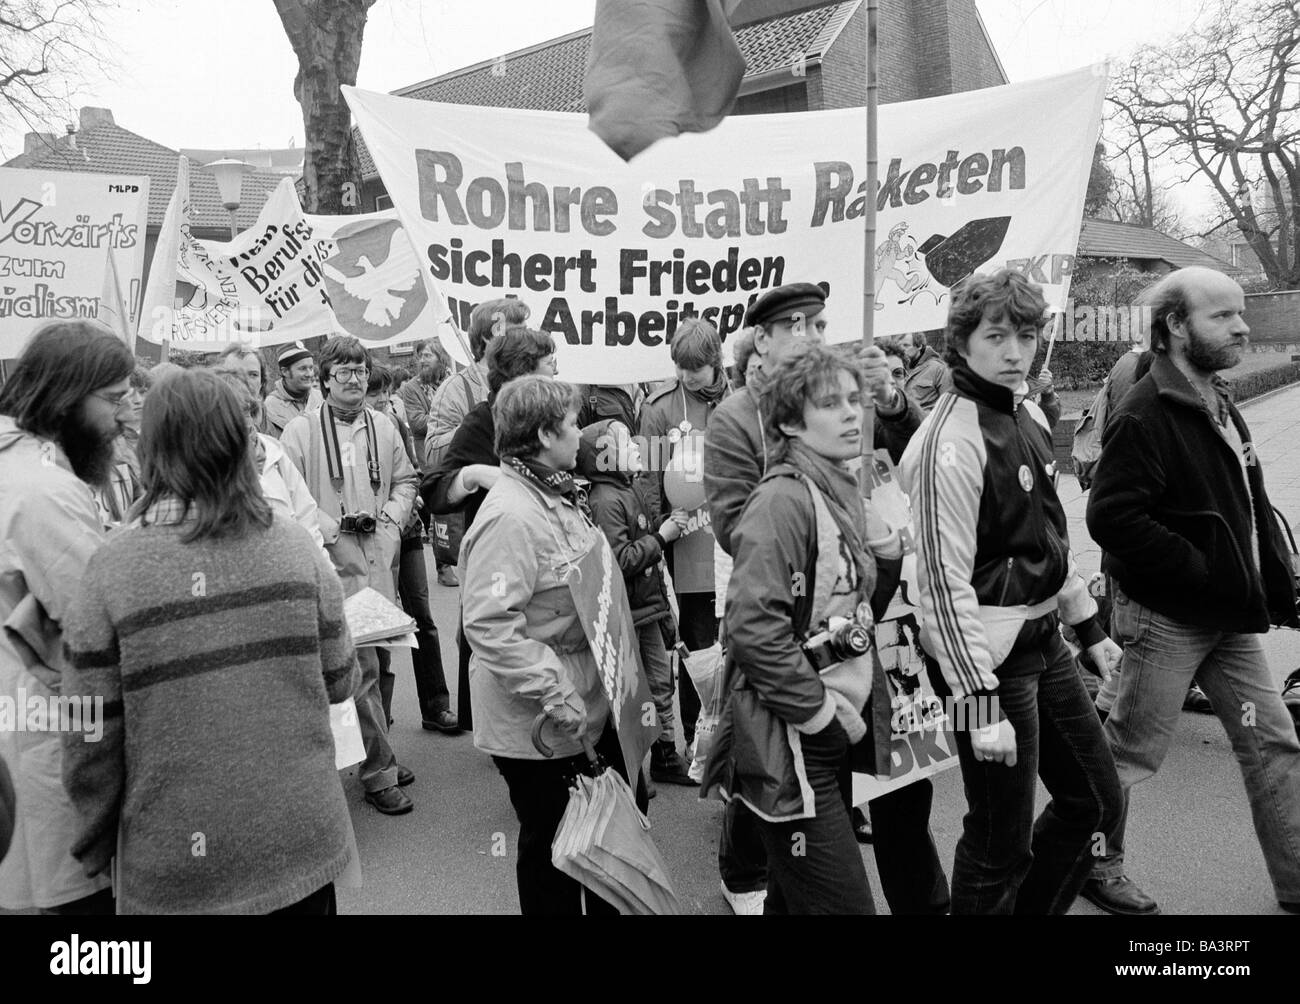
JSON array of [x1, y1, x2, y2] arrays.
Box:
[[281, 336, 421, 815]]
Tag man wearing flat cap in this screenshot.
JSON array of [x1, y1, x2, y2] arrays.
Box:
[[702, 281, 948, 916], [704, 282, 922, 556], [264, 341, 324, 439]]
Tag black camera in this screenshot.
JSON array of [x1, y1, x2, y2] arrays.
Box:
[[339, 511, 377, 534], [802, 616, 872, 671]]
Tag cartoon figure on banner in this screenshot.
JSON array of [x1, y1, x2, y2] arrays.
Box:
[[321, 217, 427, 341], [874, 217, 1013, 310], [878, 613, 947, 736]]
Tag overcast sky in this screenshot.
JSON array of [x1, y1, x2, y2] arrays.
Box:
[[2, 0, 1217, 216]]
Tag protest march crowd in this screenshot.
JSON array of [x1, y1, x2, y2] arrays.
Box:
[[1, 262, 1299, 917]]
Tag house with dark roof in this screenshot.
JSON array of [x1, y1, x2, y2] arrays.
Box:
[[3, 107, 287, 281], [357, 0, 1008, 211], [1076, 217, 1246, 278]]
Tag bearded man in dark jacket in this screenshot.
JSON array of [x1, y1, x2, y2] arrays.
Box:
[[1084, 266, 1300, 917]]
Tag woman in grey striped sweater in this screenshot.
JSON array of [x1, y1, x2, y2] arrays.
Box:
[[60, 370, 359, 914]]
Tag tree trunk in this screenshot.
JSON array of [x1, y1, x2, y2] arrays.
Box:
[[274, 0, 375, 214]]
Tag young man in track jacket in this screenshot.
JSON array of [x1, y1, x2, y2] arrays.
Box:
[[901, 269, 1125, 914]]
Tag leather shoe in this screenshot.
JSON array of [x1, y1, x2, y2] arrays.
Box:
[[422, 710, 461, 734], [1183, 683, 1214, 714], [1080, 876, 1160, 915], [650, 741, 699, 786], [364, 785, 413, 815], [437, 566, 459, 587], [396, 764, 415, 787]]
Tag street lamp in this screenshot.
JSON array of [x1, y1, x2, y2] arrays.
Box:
[[201, 158, 255, 241]]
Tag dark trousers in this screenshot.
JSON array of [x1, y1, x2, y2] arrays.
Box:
[[926, 625, 1123, 914], [270, 883, 337, 915], [456, 621, 473, 731], [756, 721, 875, 914], [722, 741, 951, 914], [397, 536, 451, 716], [675, 592, 716, 742], [493, 723, 649, 915], [870, 777, 951, 914]]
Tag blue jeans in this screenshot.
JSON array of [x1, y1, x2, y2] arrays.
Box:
[[927, 623, 1123, 914], [1093, 586, 1300, 901]]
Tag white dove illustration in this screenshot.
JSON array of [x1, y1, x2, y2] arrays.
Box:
[[322, 227, 420, 328]]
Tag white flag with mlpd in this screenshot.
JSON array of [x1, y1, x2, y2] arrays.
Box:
[[346, 66, 1106, 384]]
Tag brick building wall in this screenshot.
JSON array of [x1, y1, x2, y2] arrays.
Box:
[[1244, 290, 1300, 344], [823, 0, 1005, 105]]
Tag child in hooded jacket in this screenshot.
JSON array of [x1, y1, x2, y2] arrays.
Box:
[[577, 420, 697, 785]]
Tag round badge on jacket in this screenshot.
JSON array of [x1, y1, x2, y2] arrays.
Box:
[[1018, 464, 1034, 492], [637, 513, 647, 529]]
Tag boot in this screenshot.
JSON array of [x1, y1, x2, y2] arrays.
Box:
[[650, 739, 699, 786]]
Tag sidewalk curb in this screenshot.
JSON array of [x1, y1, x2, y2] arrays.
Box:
[[1238, 379, 1300, 411]]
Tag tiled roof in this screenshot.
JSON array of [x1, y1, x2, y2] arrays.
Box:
[[1078, 217, 1245, 274], [357, 1, 860, 179], [4, 123, 285, 231]]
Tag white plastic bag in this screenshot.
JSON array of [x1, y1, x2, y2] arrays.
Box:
[[679, 643, 725, 782]]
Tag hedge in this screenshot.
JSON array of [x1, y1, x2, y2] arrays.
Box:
[[1226, 361, 1300, 403]]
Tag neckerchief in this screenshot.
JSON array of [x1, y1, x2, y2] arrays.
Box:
[[505, 455, 592, 522], [687, 367, 730, 406], [326, 399, 363, 425], [282, 379, 311, 404], [785, 440, 868, 561]]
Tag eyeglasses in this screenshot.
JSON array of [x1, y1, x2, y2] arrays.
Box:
[[331, 367, 370, 384], [91, 389, 131, 409]]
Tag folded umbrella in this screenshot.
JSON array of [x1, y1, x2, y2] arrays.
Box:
[[534, 713, 682, 915]]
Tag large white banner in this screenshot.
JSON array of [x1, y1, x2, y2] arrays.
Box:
[[345, 67, 1106, 384], [140, 176, 463, 360], [0, 167, 149, 357]]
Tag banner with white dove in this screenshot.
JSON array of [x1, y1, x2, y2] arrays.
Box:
[[138, 177, 465, 361]]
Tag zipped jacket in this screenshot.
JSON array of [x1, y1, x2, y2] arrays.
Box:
[[1088, 353, 1297, 632], [900, 364, 1104, 703]]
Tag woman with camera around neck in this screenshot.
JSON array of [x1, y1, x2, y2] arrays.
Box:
[[700, 341, 904, 914]]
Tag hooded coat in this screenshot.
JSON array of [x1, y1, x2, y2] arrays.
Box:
[[0, 416, 112, 908], [902, 345, 950, 412], [576, 421, 673, 630]]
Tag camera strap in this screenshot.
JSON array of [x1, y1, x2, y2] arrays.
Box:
[[320, 403, 384, 517]]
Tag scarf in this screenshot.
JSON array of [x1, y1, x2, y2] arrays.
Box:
[[505, 454, 593, 522], [327, 400, 363, 425], [785, 437, 892, 777], [780, 439, 863, 556], [689, 367, 730, 406], [282, 378, 311, 404]]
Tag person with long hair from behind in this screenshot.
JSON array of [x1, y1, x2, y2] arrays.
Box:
[[60, 370, 360, 914]]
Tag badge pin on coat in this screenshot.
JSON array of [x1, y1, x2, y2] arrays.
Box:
[[1018, 464, 1034, 492]]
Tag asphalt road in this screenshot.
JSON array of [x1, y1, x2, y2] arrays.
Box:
[[338, 548, 1300, 916]]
